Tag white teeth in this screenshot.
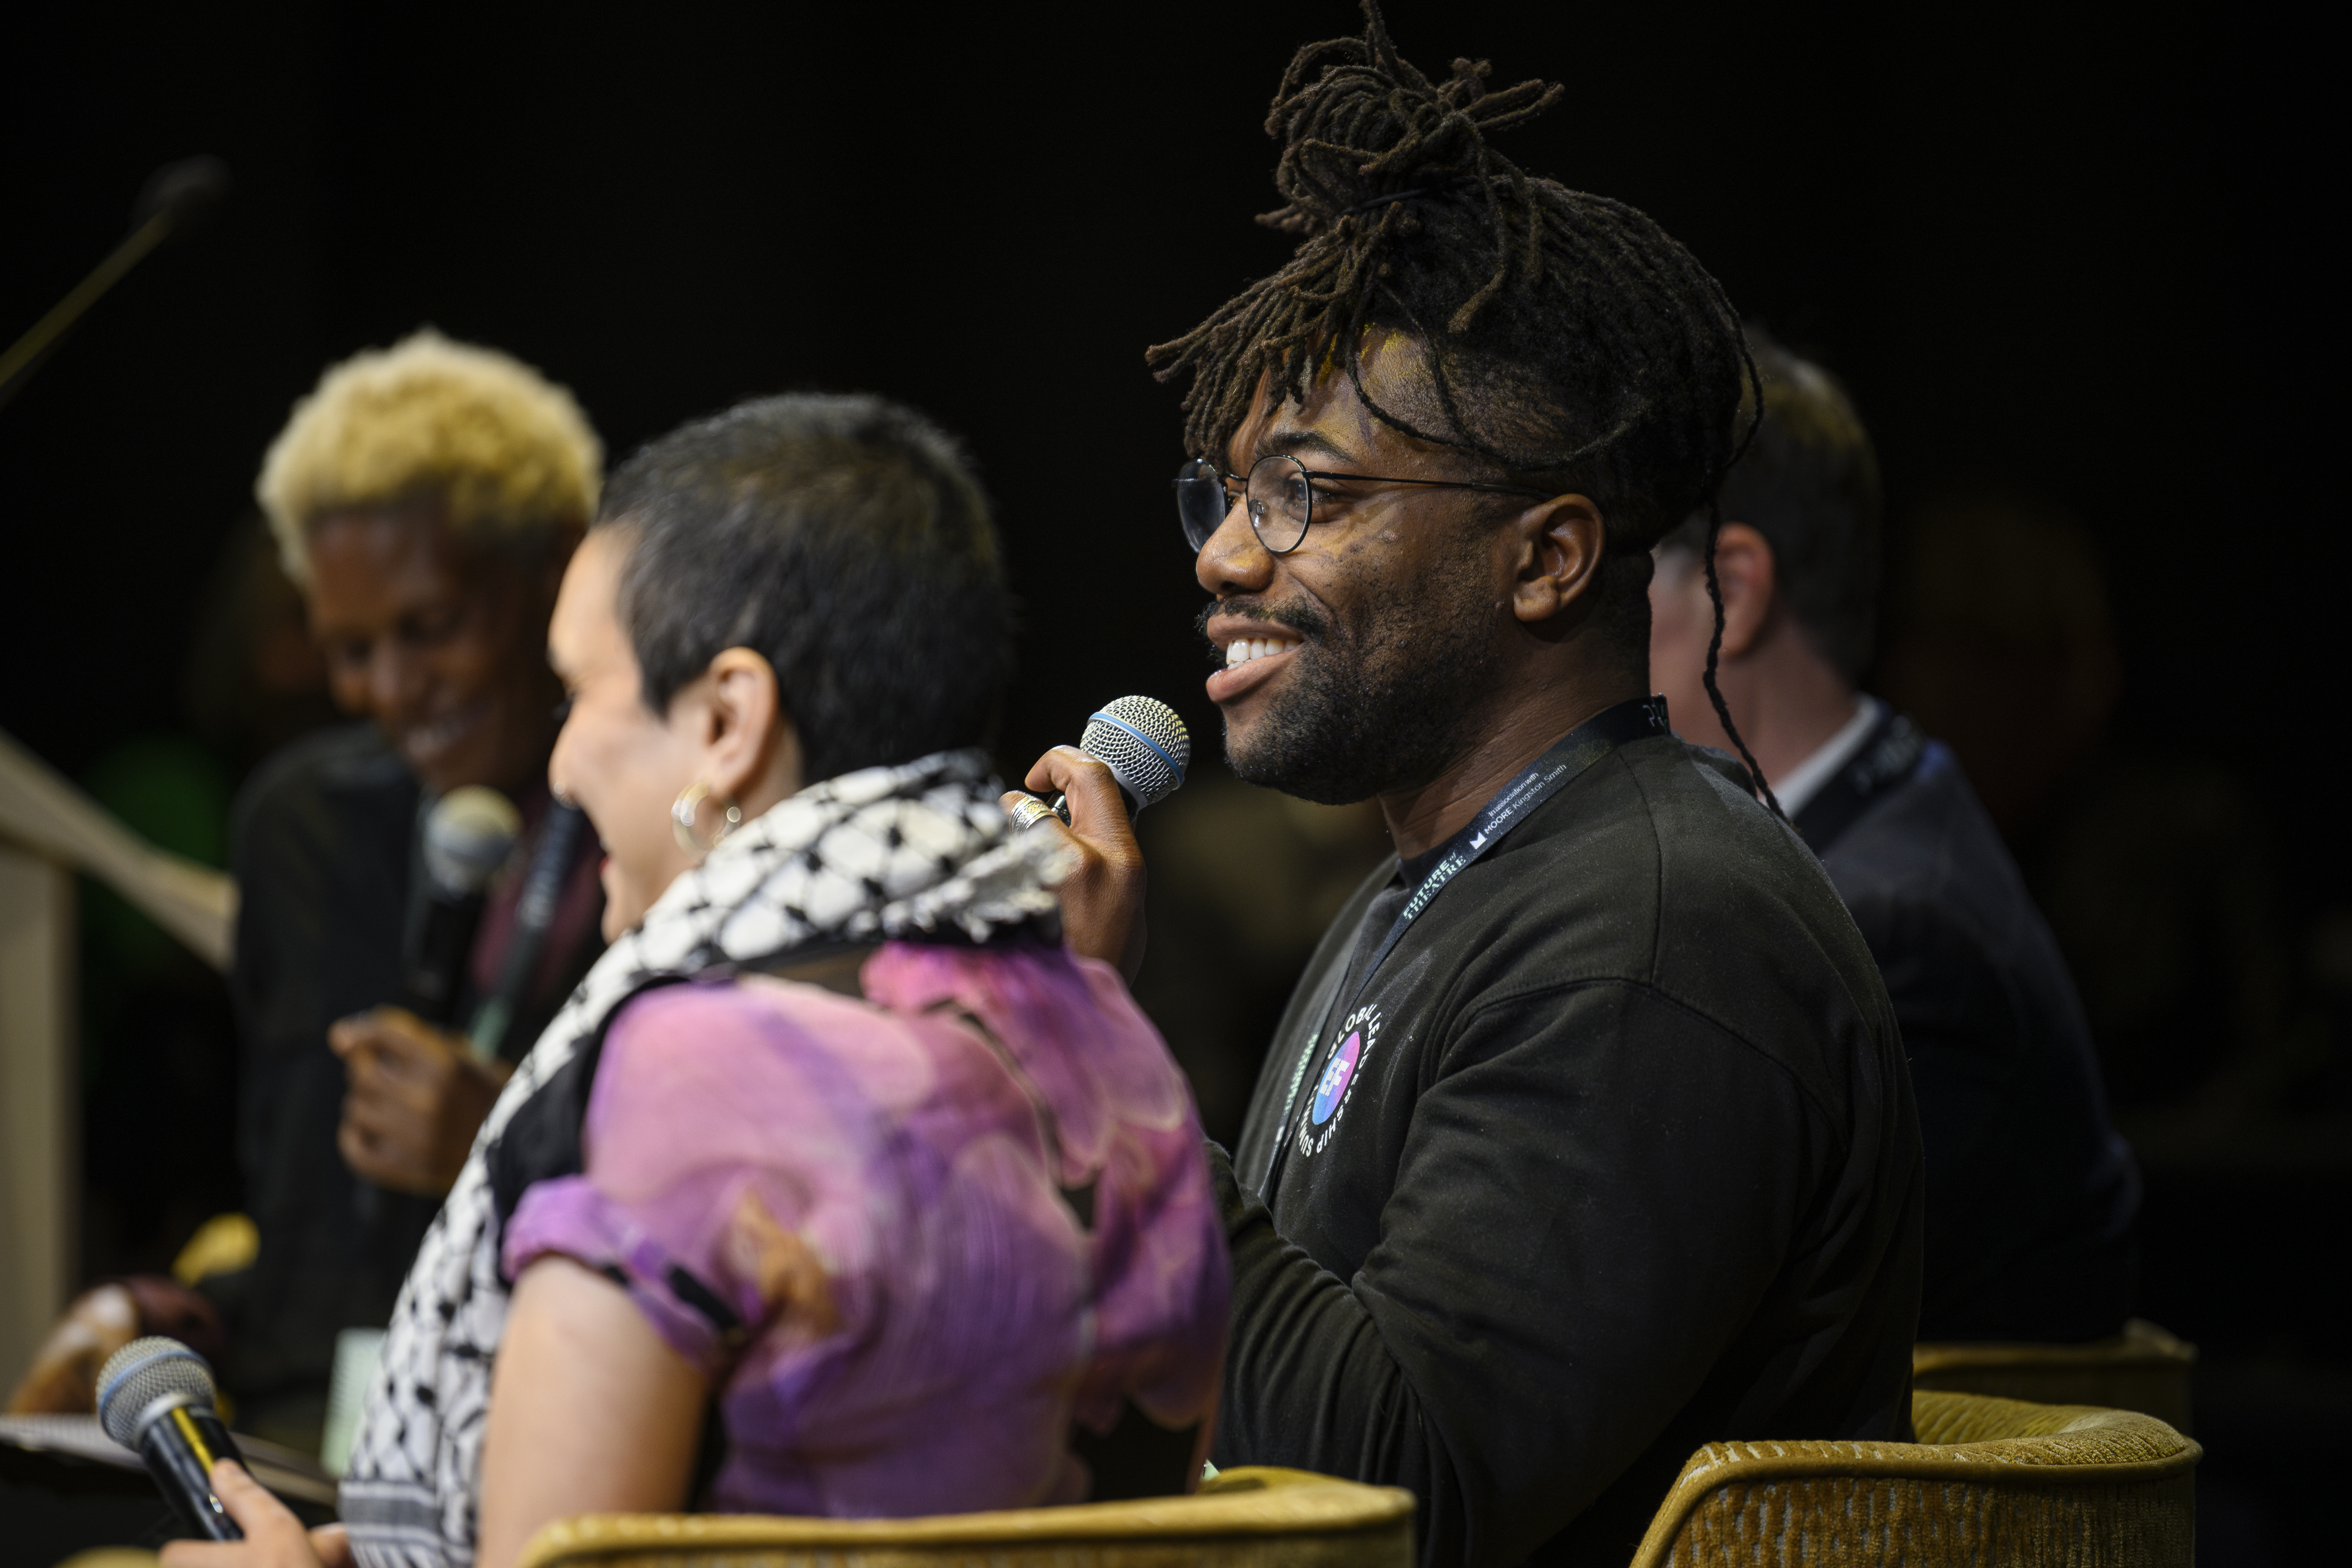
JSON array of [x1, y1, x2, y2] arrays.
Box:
[[1224, 637, 1298, 670], [406, 710, 473, 754]]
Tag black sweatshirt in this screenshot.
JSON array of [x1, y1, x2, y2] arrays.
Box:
[[1215, 718, 1924, 1567]]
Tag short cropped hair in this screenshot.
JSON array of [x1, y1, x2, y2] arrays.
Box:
[[1664, 330, 1882, 681], [597, 393, 1013, 784], [256, 329, 602, 584]]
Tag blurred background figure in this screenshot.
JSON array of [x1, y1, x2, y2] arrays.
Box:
[[1873, 493, 2121, 845], [1648, 330, 2140, 1344], [8, 332, 608, 1453], [1876, 493, 2311, 1125], [1875, 485, 2352, 1552], [64, 518, 338, 1296], [183, 512, 346, 776]]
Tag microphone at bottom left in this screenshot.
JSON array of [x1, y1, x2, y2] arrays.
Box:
[[96, 1335, 246, 1540]]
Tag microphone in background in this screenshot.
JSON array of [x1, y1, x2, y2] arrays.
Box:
[[0, 155, 230, 414], [1011, 696, 1191, 829], [403, 786, 522, 1027], [464, 799, 587, 1062], [96, 1336, 245, 1542]]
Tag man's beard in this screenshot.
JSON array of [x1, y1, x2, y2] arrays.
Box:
[[1205, 562, 1502, 806]]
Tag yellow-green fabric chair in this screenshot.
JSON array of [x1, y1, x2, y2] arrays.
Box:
[[1913, 1318, 2197, 1435], [1629, 1388, 2199, 1567], [515, 1466, 1413, 1568]]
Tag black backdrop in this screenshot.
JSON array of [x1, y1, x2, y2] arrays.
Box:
[[1, 4, 2339, 1553], [1, 2, 2334, 801]]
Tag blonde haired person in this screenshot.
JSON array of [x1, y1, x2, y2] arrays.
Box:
[[258, 329, 600, 587], [7, 334, 612, 1452]]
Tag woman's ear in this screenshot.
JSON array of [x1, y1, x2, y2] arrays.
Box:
[[693, 648, 804, 815], [1506, 494, 1608, 624]]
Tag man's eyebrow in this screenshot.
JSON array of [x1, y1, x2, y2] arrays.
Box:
[[1256, 429, 1355, 466]]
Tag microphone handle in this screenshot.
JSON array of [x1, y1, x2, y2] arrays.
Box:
[[404, 888, 487, 1027], [135, 1402, 246, 1540], [467, 802, 586, 1062]]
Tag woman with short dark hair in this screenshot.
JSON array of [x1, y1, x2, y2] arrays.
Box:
[[168, 394, 1228, 1568]]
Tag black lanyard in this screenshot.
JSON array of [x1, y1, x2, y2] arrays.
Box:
[[1257, 694, 1669, 1195]]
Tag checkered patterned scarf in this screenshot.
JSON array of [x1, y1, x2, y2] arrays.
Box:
[[339, 749, 1070, 1568]]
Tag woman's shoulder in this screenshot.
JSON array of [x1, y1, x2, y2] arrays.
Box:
[[608, 966, 877, 1038], [586, 968, 974, 1159], [599, 971, 924, 1090]]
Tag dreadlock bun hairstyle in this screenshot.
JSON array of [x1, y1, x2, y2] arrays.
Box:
[[1147, 0, 1778, 807]]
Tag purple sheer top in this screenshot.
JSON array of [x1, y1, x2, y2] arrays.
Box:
[[502, 941, 1227, 1517]]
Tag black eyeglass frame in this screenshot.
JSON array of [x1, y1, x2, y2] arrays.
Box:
[[1174, 453, 1555, 554]]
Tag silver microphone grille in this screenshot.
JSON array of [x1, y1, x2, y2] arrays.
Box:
[[97, 1336, 218, 1446], [1080, 696, 1191, 812], [422, 785, 522, 897]]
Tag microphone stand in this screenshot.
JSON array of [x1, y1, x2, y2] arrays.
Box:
[[0, 156, 228, 414]]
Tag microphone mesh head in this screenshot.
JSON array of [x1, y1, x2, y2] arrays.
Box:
[[1081, 696, 1191, 811], [422, 785, 522, 896], [97, 1337, 217, 1446]]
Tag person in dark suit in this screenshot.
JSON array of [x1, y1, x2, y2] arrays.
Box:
[[1648, 329, 2140, 1342]]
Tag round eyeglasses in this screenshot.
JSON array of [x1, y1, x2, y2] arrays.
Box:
[[1172, 453, 1553, 554]]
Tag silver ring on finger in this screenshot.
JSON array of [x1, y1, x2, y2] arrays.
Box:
[[1007, 793, 1059, 832]]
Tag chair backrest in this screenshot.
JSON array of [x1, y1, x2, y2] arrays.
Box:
[[1629, 1389, 2199, 1568], [1912, 1317, 2197, 1434], [514, 1466, 1414, 1568]]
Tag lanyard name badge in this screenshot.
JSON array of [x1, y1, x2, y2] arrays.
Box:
[[1258, 695, 1669, 1195]]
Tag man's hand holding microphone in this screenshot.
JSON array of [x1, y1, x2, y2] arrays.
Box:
[[1003, 696, 1188, 982]]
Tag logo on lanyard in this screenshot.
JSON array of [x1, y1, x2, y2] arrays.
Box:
[[1296, 1003, 1381, 1159]]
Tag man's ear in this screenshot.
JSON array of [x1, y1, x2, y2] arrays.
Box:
[[686, 647, 803, 808], [1506, 494, 1608, 624], [1710, 523, 1780, 660]]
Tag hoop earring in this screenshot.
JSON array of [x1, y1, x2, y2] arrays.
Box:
[[671, 780, 742, 855]]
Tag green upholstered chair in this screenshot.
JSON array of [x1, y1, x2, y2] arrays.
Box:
[[515, 1466, 1413, 1568], [1629, 1388, 2199, 1567], [1912, 1318, 2198, 1435]]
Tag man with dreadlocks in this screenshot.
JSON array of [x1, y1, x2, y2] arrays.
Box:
[[1015, 6, 1922, 1564]]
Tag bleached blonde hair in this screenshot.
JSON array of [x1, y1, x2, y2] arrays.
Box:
[[256, 329, 602, 583]]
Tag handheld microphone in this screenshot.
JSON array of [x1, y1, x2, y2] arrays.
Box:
[[403, 786, 522, 1025], [1014, 696, 1191, 828], [96, 1336, 246, 1541]]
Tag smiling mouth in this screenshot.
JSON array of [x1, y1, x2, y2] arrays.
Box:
[[399, 700, 485, 764], [1224, 636, 1302, 668]]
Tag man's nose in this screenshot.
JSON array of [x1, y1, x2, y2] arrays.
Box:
[[1195, 493, 1276, 597]]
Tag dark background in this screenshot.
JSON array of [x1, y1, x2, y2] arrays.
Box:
[[1, 3, 2336, 1561]]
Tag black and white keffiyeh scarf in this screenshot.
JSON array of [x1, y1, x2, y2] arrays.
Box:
[[339, 749, 1070, 1568]]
